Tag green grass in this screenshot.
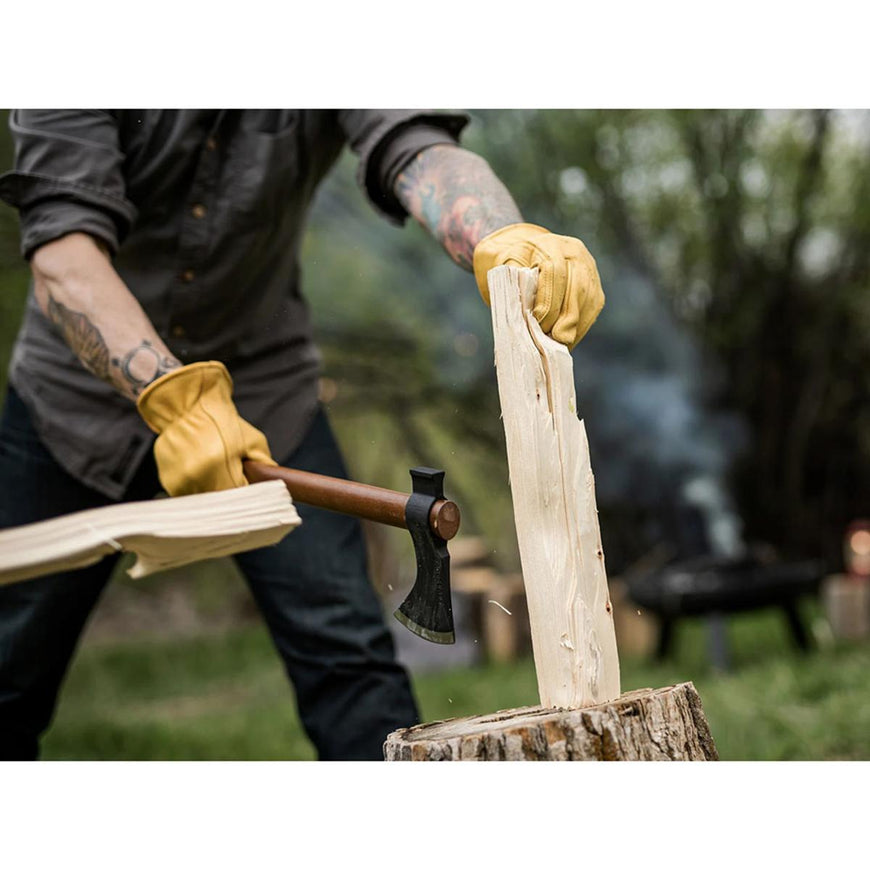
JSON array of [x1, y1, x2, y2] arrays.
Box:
[[43, 627, 316, 761], [40, 604, 870, 761]]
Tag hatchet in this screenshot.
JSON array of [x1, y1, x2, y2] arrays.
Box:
[[243, 461, 458, 644]]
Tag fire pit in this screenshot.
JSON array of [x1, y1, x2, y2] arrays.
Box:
[[627, 554, 824, 665]]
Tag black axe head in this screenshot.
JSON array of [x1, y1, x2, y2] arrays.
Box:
[[393, 467, 455, 644]]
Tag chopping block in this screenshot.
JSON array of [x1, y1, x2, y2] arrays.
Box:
[[384, 682, 718, 760]]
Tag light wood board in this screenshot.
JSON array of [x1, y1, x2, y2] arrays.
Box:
[[488, 265, 620, 708], [0, 480, 300, 585]]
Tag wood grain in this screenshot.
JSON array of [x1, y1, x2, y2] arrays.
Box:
[[488, 265, 620, 708], [0, 480, 300, 585]]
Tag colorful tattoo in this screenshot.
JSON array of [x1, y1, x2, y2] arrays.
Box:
[[395, 145, 522, 270]]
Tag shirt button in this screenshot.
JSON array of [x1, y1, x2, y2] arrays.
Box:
[[172, 325, 187, 338], [205, 136, 217, 151], [181, 269, 195, 282], [191, 204, 207, 219]]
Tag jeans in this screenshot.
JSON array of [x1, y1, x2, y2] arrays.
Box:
[[0, 386, 419, 760]]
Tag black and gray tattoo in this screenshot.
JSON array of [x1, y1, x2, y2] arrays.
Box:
[[46, 294, 180, 397], [111, 341, 181, 396], [394, 146, 523, 269], [46, 295, 112, 381]]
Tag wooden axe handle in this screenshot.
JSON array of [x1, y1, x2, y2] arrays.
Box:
[[243, 461, 460, 541]]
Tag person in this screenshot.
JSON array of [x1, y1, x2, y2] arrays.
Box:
[[0, 109, 605, 760]]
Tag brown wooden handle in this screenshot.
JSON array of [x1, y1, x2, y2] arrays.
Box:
[[243, 461, 460, 541]]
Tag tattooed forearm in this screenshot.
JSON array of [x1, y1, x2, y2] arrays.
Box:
[[32, 233, 184, 402], [112, 341, 181, 397], [395, 145, 523, 269], [46, 294, 112, 381], [46, 294, 180, 398]]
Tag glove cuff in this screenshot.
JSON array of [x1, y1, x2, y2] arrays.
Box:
[[137, 360, 233, 434], [472, 223, 549, 303]]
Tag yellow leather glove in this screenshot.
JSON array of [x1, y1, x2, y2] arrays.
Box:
[[136, 361, 276, 497], [472, 223, 604, 350]]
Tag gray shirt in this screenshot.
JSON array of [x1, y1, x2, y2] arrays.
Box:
[[0, 109, 468, 498]]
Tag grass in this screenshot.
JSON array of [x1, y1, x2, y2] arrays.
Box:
[[43, 627, 316, 761], [40, 603, 870, 761]]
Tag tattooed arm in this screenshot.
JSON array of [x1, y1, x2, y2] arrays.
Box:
[[394, 144, 523, 270], [30, 233, 180, 401]]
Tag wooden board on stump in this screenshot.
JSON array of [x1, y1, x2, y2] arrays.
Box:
[[384, 682, 718, 761], [487, 264, 620, 709]]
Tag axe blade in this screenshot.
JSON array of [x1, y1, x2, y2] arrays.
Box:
[[393, 467, 455, 644]]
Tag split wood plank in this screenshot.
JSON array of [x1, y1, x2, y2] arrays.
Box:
[[0, 480, 301, 585], [488, 265, 620, 708], [384, 681, 718, 760]]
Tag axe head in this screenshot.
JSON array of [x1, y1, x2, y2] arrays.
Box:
[[393, 468, 455, 644]]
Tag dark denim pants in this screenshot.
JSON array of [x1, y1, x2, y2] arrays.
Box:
[[0, 386, 419, 760]]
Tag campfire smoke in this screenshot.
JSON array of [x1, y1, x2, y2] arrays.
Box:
[[570, 265, 748, 565]]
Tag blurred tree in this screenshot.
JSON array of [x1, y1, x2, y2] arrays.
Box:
[[464, 109, 870, 565]]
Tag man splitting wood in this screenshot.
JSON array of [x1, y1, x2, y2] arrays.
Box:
[[0, 110, 604, 760]]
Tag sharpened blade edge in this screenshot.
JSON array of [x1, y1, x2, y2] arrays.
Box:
[[393, 608, 455, 645]]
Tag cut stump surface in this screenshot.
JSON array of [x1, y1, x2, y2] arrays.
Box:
[[384, 682, 717, 761]]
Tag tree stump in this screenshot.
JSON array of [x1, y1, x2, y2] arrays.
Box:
[[384, 682, 718, 761]]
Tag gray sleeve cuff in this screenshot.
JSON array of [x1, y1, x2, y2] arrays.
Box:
[[0, 171, 138, 259], [340, 110, 470, 224]]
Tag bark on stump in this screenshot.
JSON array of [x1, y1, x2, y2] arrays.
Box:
[[384, 682, 718, 761]]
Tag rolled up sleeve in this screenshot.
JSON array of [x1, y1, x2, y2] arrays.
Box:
[[338, 109, 469, 223], [0, 109, 137, 259]]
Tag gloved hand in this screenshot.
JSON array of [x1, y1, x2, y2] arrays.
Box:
[[136, 361, 276, 496], [472, 223, 604, 350]]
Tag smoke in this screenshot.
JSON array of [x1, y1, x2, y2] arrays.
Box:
[[572, 264, 748, 554], [681, 475, 746, 558]]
